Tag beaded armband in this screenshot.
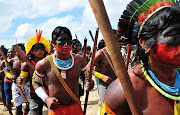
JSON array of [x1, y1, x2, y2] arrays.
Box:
[[32, 70, 45, 84]]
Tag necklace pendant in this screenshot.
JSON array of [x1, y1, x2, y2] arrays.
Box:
[[61, 70, 66, 79]]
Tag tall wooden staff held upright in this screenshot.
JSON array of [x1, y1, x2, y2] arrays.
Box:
[[0, 48, 28, 102], [82, 38, 87, 91], [88, 0, 142, 115], [83, 27, 99, 115]]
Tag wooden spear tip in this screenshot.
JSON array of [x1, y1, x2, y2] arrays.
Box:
[[96, 27, 99, 31]]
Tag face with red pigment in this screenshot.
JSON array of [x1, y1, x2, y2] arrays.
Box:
[[31, 43, 45, 58], [150, 25, 180, 66], [55, 35, 72, 54]]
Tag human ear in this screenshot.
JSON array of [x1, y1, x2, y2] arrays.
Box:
[[30, 50, 34, 54], [139, 39, 151, 53]]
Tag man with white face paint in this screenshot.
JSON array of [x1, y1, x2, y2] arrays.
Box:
[[32, 26, 94, 115]]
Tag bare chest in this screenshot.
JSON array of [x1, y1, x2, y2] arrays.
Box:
[[137, 86, 174, 115]]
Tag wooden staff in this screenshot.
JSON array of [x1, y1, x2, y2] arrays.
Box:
[[82, 38, 87, 92], [88, 0, 142, 115], [13, 45, 35, 70], [75, 34, 78, 39], [83, 27, 99, 115], [83, 38, 87, 58], [125, 44, 132, 69], [89, 30, 94, 41], [0, 48, 28, 102]]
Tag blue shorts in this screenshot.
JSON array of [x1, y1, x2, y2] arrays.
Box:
[[4, 81, 12, 101]]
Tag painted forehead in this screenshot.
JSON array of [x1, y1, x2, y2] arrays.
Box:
[[56, 33, 72, 41], [32, 43, 45, 49], [158, 25, 180, 46]]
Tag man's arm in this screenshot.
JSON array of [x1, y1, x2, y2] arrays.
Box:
[[32, 58, 59, 110], [87, 50, 113, 84], [16, 62, 29, 86], [4, 58, 17, 82]]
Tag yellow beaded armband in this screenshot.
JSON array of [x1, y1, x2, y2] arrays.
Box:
[[94, 72, 104, 79], [20, 71, 28, 78], [32, 71, 43, 85], [6, 73, 12, 79]]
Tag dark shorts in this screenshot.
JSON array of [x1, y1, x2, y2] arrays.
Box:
[[4, 81, 12, 101], [29, 96, 45, 115]]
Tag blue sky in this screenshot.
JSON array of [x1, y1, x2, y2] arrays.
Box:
[[0, 0, 130, 48]]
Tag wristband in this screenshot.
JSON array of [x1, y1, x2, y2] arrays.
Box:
[[6, 73, 12, 79], [35, 87, 49, 102], [94, 72, 104, 79], [20, 71, 28, 78]]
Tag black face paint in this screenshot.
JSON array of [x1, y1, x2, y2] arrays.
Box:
[[158, 25, 180, 47], [55, 34, 72, 46], [32, 43, 45, 51]]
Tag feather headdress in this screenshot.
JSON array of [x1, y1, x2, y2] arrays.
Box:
[[117, 0, 179, 44], [26, 30, 51, 54]]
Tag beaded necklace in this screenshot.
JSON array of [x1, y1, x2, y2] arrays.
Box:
[[141, 61, 180, 100]]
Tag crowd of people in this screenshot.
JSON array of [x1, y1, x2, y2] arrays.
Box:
[[0, 0, 180, 115]]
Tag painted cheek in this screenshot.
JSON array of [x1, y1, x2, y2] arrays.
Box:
[[56, 45, 72, 54], [151, 44, 180, 65]]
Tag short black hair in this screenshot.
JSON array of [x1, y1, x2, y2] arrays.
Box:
[[72, 39, 81, 48], [16, 43, 25, 52], [52, 26, 72, 44], [98, 39, 105, 50]]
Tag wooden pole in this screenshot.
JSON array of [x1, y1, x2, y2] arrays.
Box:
[[13, 45, 35, 70], [82, 38, 87, 92], [75, 34, 78, 39], [125, 44, 132, 69], [0, 48, 28, 102], [88, 0, 142, 115], [89, 30, 94, 41], [83, 28, 99, 115], [83, 38, 87, 58]]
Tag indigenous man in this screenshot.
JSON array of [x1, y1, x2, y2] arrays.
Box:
[[4, 44, 28, 115], [100, 0, 180, 114], [72, 39, 82, 54], [32, 26, 94, 115], [87, 30, 118, 106], [0, 47, 8, 112], [17, 30, 50, 115]]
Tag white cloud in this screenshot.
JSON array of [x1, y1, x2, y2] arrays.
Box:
[[1, 0, 131, 49], [13, 23, 38, 50]]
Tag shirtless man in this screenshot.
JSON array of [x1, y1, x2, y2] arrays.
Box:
[[16, 30, 50, 115], [100, 1, 180, 115], [87, 30, 119, 105], [4, 44, 28, 115], [0, 47, 8, 112], [32, 26, 94, 115]]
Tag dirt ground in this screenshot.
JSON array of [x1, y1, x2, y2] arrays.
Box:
[[0, 78, 100, 115]]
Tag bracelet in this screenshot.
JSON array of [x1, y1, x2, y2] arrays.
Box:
[[35, 87, 49, 102], [6, 73, 12, 79], [94, 72, 104, 79], [20, 71, 28, 78]]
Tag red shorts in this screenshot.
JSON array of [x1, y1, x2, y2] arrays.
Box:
[[48, 102, 83, 115]]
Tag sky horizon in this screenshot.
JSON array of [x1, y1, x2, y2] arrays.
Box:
[[0, 0, 130, 49]]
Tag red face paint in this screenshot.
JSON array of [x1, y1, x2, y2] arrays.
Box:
[[55, 44, 72, 54], [151, 44, 180, 66]]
